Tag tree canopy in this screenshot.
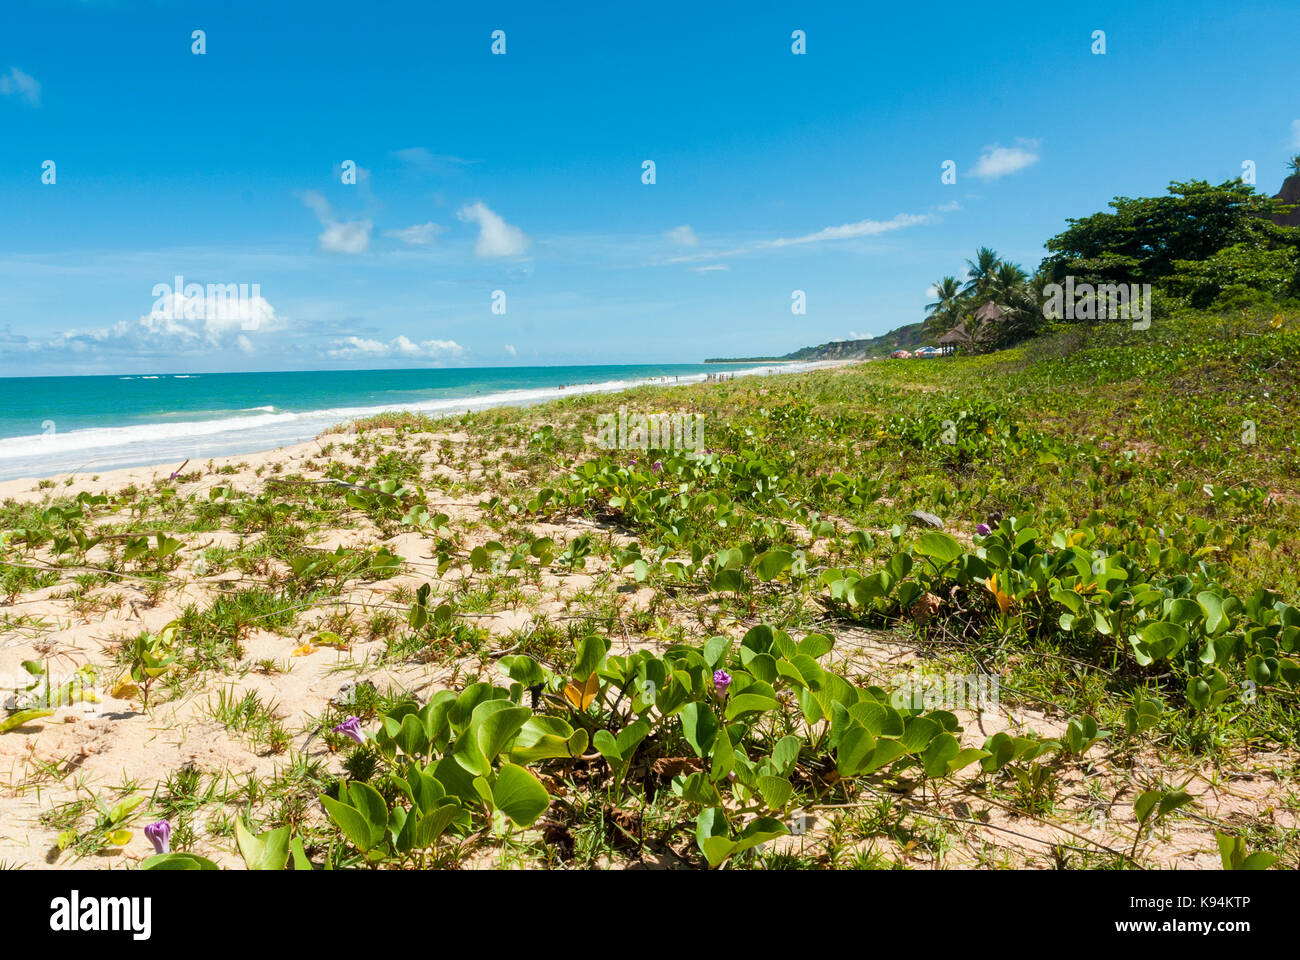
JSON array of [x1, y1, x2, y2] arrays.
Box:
[[1040, 179, 1295, 288]]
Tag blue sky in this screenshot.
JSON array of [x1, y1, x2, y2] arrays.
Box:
[[2, 0, 1299, 375]]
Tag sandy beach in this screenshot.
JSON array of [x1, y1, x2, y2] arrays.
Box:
[[0, 361, 846, 484], [2, 359, 1291, 871]]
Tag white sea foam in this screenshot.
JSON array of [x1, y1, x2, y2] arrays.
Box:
[[0, 362, 827, 481]]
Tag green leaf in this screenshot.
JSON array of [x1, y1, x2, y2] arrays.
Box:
[[509, 716, 587, 762], [1197, 591, 1228, 635], [0, 709, 54, 733], [742, 652, 778, 684], [725, 693, 779, 720], [711, 568, 745, 593], [755, 549, 793, 582], [615, 719, 650, 758], [797, 633, 834, 659], [697, 812, 788, 868], [695, 807, 729, 849], [1136, 621, 1190, 662], [772, 735, 801, 776], [474, 704, 533, 764], [1134, 790, 1161, 825], [492, 763, 550, 827], [922, 733, 960, 779], [710, 724, 734, 782], [395, 713, 430, 759], [573, 634, 610, 681], [290, 836, 313, 871], [702, 636, 731, 668], [498, 655, 546, 687], [592, 729, 620, 761], [914, 532, 963, 565], [141, 852, 221, 870], [756, 775, 794, 811], [1158, 789, 1193, 818], [234, 818, 291, 870], [1214, 830, 1273, 870], [320, 795, 379, 853], [946, 748, 989, 775], [899, 716, 940, 753], [788, 654, 826, 690], [107, 795, 145, 825], [836, 724, 877, 776], [861, 738, 908, 773], [679, 702, 719, 758]]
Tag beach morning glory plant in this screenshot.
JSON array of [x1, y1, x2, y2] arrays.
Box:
[[713, 669, 732, 697], [333, 716, 365, 745], [144, 820, 172, 855]]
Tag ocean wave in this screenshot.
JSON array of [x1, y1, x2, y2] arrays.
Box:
[[0, 362, 822, 479], [0, 410, 302, 460]]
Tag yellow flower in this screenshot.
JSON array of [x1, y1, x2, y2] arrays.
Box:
[[111, 673, 139, 699], [291, 642, 316, 657], [984, 574, 1013, 613]]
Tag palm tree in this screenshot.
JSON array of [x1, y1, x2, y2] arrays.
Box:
[[1289, 155, 1300, 175], [963, 247, 1001, 299], [924, 276, 963, 338], [989, 262, 1029, 303], [983, 260, 1042, 347]]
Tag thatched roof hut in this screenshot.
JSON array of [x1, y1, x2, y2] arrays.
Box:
[[936, 323, 971, 345], [936, 303, 1008, 354], [973, 301, 1009, 324], [936, 322, 971, 355]]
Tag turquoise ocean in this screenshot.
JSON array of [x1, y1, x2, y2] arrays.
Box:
[[0, 363, 802, 481]]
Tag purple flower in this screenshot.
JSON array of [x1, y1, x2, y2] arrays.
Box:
[[652, 460, 663, 473], [976, 523, 991, 536], [629, 457, 638, 467], [332, 716, 365, 745], [713, 669, 732, 697], [144, 820, 172, 855]]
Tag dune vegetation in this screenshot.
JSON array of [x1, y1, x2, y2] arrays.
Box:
[[2, 296, 1297, 870]]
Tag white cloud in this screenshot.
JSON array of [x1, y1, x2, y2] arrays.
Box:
[[456, 202, 529, 257], [143, 288, 282, 346], [0, 67, 40, 106], [300, 190, 372, 254], [969, 140, 1041, 181], [383, 222, 446, 245], [317, 220, 372, 254], [393, 147, 436, 169], [759, 212, 932, 248], [689, 264, 729, 273], [503, 344, 517, 356], [2, 288, 283, 359], [1292, 119, 1300, 149], [666, 225, 699, 246], [325, 335, 464, 360], [392, 147, 477, 172], [663, 211, 931, 266], [848, 331, 869, 340]]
